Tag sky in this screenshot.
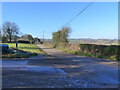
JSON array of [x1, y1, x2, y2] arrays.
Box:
[[2, 2, 118, 39]]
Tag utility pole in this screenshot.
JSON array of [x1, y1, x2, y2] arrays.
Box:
[[37, 36, 38, 42], [43, 30, 44, 41]]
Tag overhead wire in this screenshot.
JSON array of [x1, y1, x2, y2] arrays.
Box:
[[61, 0, 96, 27]]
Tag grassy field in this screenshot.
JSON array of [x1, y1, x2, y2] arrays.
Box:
[[2, 43, 43, 54], [1, 43, 44, 58]]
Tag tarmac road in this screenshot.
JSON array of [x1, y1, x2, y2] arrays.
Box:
[[2, 44, 119, 88]]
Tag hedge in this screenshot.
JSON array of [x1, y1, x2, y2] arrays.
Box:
[[18, 40, 30, 44], [79, 44, 120, 60]]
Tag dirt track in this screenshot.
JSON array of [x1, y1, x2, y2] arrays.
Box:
[[2, 44, 119, 88]]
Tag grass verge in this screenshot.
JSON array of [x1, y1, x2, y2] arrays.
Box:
[[1, 43, 44, 58], [62, 49, 117, 60], [2, 50, 37, 58]]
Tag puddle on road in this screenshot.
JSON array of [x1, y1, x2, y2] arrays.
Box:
[[2, 60, 67, 75]]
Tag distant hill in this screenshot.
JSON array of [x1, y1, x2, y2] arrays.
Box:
[[68, 38, 118, 45], [42, 38, 119, 45]]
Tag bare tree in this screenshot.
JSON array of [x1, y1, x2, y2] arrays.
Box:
[[0, 26, 2, 37], [0, 26, 2, 42], [2, 22, 19, 42]]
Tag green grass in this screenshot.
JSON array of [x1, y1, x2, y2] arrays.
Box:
[[2, 43, 43, 54], [59, 48, 117, 60], [1, 43, 45, 58], [62, 49, 95, 57]]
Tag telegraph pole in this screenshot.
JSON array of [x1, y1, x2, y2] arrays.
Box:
[[37, 36, 38, 42], [43, 30, 44, 40], [43, 30, 45, 43]]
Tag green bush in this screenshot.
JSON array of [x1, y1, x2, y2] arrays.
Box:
[[52, 27, 71, 48]]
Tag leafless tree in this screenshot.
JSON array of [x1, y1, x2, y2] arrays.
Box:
[[0, 26, 2, 42], [2, 22, 19, 42]]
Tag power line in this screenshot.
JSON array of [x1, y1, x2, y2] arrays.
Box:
[[62, 1, 96, 27]]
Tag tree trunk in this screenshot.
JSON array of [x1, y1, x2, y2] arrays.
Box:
[[9, 35, 12, 42]]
